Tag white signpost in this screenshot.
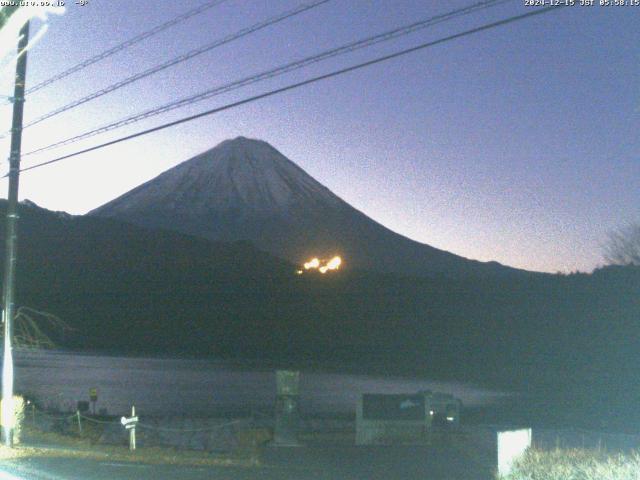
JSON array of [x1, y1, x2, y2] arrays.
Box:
[[120, 406, 139, 451]]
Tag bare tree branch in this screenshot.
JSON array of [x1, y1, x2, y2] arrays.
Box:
[[6, 306, 73, 349], [604, 224, 640, 266]]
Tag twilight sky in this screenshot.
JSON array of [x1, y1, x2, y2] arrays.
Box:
[[0, 0, 638, 273]]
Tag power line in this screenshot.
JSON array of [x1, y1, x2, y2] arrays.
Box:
[[23, 0, 512, 156], [19, 0, 230, 97], [15, 5, 565, 176], [12, 0, 331, 133]]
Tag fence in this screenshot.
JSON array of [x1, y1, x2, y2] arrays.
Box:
[[22, 404, 269, 453]]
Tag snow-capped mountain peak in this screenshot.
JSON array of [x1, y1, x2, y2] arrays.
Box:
[[97, 136, 340, 218], [91, 137, 522, 277]]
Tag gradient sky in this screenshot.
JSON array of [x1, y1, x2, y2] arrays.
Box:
[[0, 0, 638, 273]]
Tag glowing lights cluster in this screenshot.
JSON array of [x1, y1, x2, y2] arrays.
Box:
[[0, 6, 64, 95], [297, 256, 342, 275]]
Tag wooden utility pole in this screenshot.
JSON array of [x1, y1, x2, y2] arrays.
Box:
[[2, 20, 29, 448]]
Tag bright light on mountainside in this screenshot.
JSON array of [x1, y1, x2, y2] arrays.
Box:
[[301, 256, 342, 274], [304, 258, 320, 270]]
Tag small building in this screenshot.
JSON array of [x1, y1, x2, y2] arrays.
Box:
[[355, 391, 462, 445]]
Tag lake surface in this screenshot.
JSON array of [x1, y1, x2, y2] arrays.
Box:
[[14, 349, 508, 417]]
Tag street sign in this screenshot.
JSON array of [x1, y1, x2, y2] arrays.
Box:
[[120, 415, 139, 429], [121, 406, 138, 451], [89, 388, 97, 402]]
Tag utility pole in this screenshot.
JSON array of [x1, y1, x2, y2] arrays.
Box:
[[2, 19, 29, 448]]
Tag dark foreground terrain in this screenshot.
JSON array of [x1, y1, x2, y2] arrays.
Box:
[[3, 444, 495, 480]]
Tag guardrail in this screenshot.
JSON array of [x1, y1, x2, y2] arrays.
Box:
[[25, 404, 256, 452]]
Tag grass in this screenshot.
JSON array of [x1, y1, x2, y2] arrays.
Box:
[[500, 448, 640, 480], [7, 423, 266, 468], [0, 443, 260, 467]]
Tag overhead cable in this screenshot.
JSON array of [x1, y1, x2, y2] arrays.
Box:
[[14, 0, 331, 132], [15, 5, 565, 176], [24, 0, 512, 156], [23, 0, 230, 96]]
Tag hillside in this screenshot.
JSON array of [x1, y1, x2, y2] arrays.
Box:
[[2, 200, 640, 429]]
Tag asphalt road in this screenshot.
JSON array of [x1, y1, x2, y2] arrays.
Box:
[[2, 457, 320, 480], [1, 445, 494, 480]]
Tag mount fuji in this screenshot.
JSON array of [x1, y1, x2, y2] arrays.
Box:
[[91, 136, 524, 277]]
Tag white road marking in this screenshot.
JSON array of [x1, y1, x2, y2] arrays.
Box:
[[1, 464, 67, 480], [0, 471, 25, 480], [99, 462, 150, 468]]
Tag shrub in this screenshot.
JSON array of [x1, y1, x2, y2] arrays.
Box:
[[13, 395, 25, 444], [501, 448, 640, 480]]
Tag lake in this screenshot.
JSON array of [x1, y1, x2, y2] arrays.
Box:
[[14, 349, 508, 417]]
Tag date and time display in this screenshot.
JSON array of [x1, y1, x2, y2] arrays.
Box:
[[525, 0, 640, 6], [0, 1, 90, 6], [8, 0, 639, 8]]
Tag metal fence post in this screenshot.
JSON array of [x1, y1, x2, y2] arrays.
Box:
[[76, 410, 82, 435]]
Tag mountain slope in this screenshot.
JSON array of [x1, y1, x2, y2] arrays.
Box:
[[3, 201, 640, 430], [91, 137, 525, 277]]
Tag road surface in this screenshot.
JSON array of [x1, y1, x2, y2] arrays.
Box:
[[1, 445, 494, 479]]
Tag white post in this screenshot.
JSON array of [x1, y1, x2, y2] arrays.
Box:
[[129, 406, 136, 451], [76, 410, 82, 435]]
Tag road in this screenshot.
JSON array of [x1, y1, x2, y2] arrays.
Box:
[[1, 445, 494, 480], [2, 458, 315, 480]]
